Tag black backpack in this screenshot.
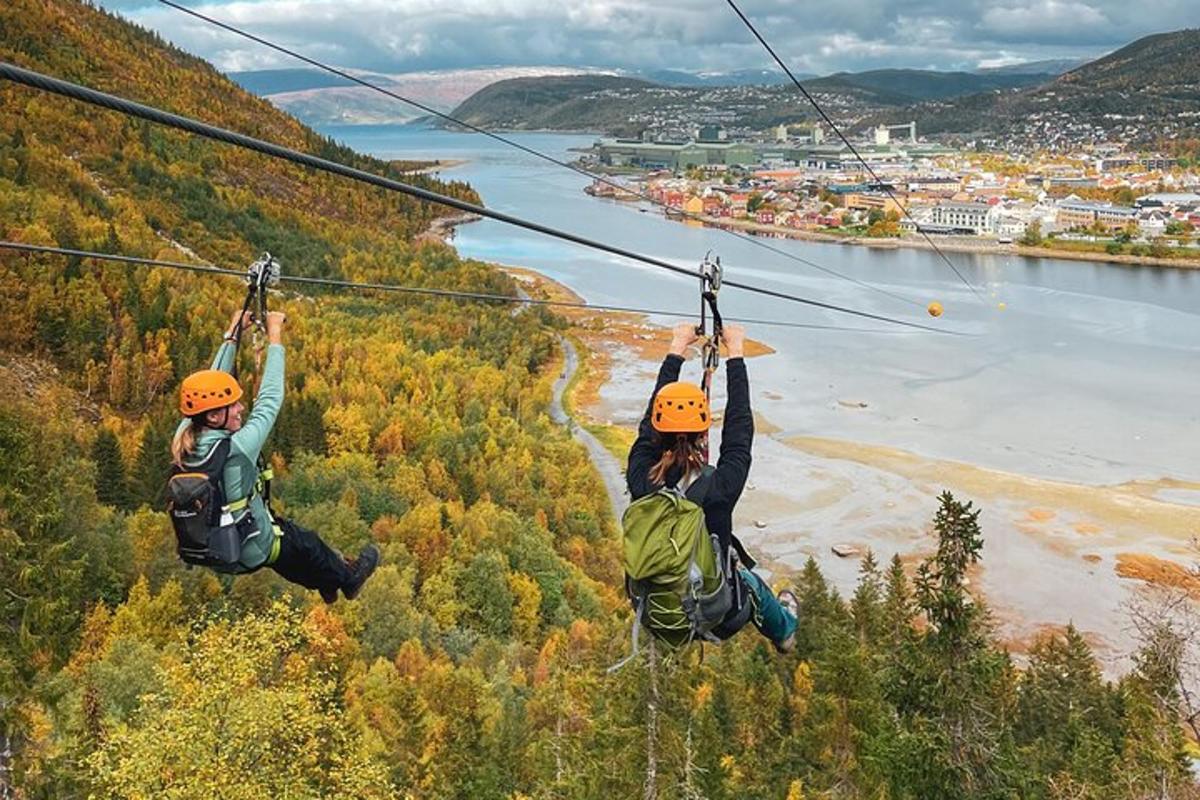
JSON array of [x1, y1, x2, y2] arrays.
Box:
[[166, 438, 256, 573]]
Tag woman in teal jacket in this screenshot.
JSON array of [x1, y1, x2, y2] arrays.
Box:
[[172, 308, 378, 602]]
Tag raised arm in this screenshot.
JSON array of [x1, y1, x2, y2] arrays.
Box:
[[626, 323, 698, 499], [211, 309, 254, 374], [230, 312, 286, 462], [710, 325, 754, 506]]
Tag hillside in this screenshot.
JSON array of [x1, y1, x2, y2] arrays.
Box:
[[898, 29, 1200, 144], [0, 0, 617, 795], [449, 69, 1053, 135], [810, 68, 1051, 102], [450, 74, 660, 132]]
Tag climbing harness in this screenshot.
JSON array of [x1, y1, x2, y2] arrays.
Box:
[[696, 253, 723, 463]]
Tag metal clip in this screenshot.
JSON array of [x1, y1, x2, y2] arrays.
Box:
[[700, 251, 722, 294], [245, 252, 281, 291]]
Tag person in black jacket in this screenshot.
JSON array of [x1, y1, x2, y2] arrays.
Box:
[[627, 322, 797, 652]]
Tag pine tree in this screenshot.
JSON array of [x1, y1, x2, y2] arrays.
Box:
[[794, 556, 838, 656], [915, 492, 984, 645], [131, 414, 174, 509], [882, 554, 915, 645], [92, 427, 127, 509], [850, 550, 884, 645], [893, 493, 1017, 799]]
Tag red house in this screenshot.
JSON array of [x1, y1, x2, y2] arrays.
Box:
[[756, 210, 776, 225], [665, 191, 685, 209], [702, 197, 724, 216]]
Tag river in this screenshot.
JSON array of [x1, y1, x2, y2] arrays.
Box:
[[321, 123, 1200, 665]]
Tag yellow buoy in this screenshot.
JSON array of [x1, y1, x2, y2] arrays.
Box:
[[997, 302, 1007, 311], [927, 301, 943, 318]]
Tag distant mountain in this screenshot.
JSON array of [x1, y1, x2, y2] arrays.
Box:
[[977, 58, 1089, 76], [901, 29, 1200, 142], [631, 68, 801, 86], [451, 75, 659, 133], [230, 66, 602, 125], [448, 68, 1056, 135], [228, 67, 373, 95], [807, 68, 1052, 103]]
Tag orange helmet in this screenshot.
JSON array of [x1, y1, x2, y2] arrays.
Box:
[[652, 382, 710, 433], [179, 370, 243, 416]]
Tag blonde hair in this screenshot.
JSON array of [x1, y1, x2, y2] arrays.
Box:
[[648, 433, 706, 486], [171, 419, 198, 466]]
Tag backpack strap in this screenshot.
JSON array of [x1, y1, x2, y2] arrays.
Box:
[[683, 465, 716, 505], [684, 466, 757, 571], [608, 584, 647, 674], [182, 437, 239, 520]]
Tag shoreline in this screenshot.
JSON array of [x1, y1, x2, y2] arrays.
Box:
[[607, 202, 1200, 271], [401, 158, 470, 175]]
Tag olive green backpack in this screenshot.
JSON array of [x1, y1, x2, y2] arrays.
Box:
[[610, 481, 734, 670]]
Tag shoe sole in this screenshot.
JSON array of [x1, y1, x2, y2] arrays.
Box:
[[343, 547, 380, 601]]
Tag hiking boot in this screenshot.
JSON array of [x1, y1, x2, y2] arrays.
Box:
[[319, 556, 357, 604], [341, 544, 380, 601], [774, 590, 799, 654]]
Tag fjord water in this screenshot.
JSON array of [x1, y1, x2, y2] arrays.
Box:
[[322, 124, 1200, 488]]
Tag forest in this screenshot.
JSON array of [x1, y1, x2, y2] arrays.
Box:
[[1, 1, 1197, 798]]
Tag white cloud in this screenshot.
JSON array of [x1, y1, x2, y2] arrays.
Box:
[[98, 0, 1200, 75], [981, 0, 1108, 42]]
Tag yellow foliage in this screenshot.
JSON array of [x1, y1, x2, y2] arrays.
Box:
[[418, 563, 464, 630], [508, 571, 543, 643], [106, 577, 186, 650], [791, 661, 814, 724], [86, 604, 396, 798], [325, 402, 372, 455], [394, 639, 430, 682]]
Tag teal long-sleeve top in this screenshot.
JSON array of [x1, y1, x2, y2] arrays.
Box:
[[175, 339, 285, 569]]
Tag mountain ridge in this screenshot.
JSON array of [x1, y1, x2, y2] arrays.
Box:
[[898, 28, 1200, 143]]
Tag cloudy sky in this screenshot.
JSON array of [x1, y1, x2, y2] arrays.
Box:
[[96, 0, 1200, 75]]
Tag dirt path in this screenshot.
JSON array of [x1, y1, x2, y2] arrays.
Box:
[[551, 335, 629, 518]]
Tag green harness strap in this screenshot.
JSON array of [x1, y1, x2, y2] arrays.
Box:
[[223, 467, 279, 563], [266, 524, 283, 564]]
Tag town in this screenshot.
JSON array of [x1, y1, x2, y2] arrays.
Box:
[[582, 123, 1200, 262]]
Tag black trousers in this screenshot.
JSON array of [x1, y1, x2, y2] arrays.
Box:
[[266, 518, 353, 593]]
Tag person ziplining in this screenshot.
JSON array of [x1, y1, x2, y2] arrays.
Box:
[[167, 255, 379, 601], [615, 258, 797, 668]]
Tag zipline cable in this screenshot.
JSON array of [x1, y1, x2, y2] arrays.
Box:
[[722, 0, 987, 303], [0, 61, 957, 335], [155, 0, 923, 311], [0, 241, 922, 334]]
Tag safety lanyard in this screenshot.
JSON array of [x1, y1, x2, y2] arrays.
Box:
[[225, 253, 281, 506], [696, 253, 723, 464], [227, 253, 280, 380]]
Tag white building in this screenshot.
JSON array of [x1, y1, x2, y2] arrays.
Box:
[[929, 202, 997, 235], [1137, 210, 1170, 237]]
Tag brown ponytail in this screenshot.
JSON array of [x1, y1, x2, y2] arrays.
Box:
[[171, 417, 205, 466], [648, 432, 706, 486]]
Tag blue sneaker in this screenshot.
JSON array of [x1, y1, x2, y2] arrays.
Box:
[[774, 590, 798, 654]]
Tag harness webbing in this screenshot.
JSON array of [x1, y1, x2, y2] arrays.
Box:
[[697, 255, 723, 464]]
